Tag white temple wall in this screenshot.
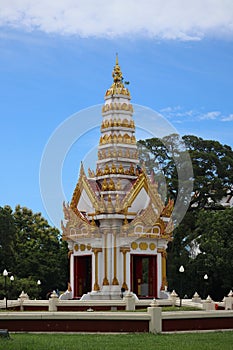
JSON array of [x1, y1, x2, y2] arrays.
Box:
[[130, 188, 150, 212], [78, 189, 94, 213]]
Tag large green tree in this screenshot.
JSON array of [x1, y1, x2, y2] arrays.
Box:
[[138, 134, 233, 209], [13, 205, 68, 297], [182, 135, 233, 209], [0, 205, 68, 299], [0, 205, 16, 274], [193, 208, 233, 300]]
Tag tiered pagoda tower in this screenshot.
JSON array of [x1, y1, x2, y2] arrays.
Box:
[[62, 57, 173, 299]]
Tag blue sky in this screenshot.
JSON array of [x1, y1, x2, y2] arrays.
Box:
[[0, 1, 233, 228]]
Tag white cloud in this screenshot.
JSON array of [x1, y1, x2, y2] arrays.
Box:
[[160, 107, 233, 123], [199, 111, 221, 120], [222, 114, 233, 122], [160, 106, 197, 120], [0, 0, 233, 40], [160, 106, 182, 113]]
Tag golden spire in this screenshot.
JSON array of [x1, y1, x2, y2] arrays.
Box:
[[112, 54, 123, 85], [105, 55, 130, 97]]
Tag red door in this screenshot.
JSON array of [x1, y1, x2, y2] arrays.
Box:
[[74, 255, 92, 298], [131, 254, 157, 298]]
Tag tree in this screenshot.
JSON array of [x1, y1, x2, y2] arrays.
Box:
[[0, 205, 68, 299], [13, 205, 68, 298], [138, 134, 233, 209], [193, 208, 233, 300], [0, 205, 16, 274], [166, 211, 199, 296], [182, 135, 233, 209]]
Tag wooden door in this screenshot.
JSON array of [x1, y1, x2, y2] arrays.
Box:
[[74, 255, 92, 298], [131, 254, 157, 298]]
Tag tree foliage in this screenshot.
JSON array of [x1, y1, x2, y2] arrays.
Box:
[[183, 135, 233, 209], [194, 208, 233, 300], [0, 205, 68, 299], [0, 206, 16, 274], [138, 134, 233, 209]]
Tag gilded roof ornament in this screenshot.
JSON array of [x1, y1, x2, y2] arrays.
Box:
[[112, 54, 123, 84], [61, 203, 99, 239], [105, 55, 130, 97], [161, 198, 174, 217]]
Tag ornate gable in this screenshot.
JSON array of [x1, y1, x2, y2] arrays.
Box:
[[70, 163, 100, 215], [121, 171, 164, 214], [62, 202, 99, 240]]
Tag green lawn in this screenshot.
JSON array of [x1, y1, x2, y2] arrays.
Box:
[[162, 306, 201, 311], [1, 332, 233, 350]]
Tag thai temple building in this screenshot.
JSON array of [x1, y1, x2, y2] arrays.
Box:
[[62, 57, 173, 300]]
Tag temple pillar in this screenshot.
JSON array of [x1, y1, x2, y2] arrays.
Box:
[[158, 248, 167, 290], [92, 248, 102, 291], [112, 232, 119, 285], [102, 232, 109, 286], [68, 249, 74, 293], [120, 247, 130, 290]]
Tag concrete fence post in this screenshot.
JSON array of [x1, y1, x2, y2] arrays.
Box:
[[192, 292, 202, 303], [148, 299, 162, 334], [203, 295, 215, 311], [124, 291, 135, 311], [49, 291, 59, 312], [18, 291, 29, 311], [225, 290, 233, 310], [170, 290, 178, 307]]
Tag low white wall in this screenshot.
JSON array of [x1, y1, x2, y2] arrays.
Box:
[[1, 308, 233, 333]]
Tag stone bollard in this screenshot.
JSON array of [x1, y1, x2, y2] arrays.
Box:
[[192, 292, 202, 303], [124, 291, 135, 311], [147, 299, 162, 334], [203, 295, 215, 311], [49, 291, 59, 312], [18, 291, 29, 311], [224, 290, 233, 310], [170, 290, 178, 307]]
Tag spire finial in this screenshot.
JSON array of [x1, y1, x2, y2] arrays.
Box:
[[105, 55, 130, 97], [116, 53, 119, 65], [112, 55, 123, 84]]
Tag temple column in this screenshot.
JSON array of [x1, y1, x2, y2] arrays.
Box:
[[68, 249, 74, 292], [92, 248, 102, 291], [120, 247, 130, 290], [112, 232, 119, 285], [102, 232, 109, 285], [158, 248, 167, 290]]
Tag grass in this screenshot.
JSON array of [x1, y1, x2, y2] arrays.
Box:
[[162, 306, 201, 311], [131, 306, 201, 312], [1, 332, 233, 350]]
